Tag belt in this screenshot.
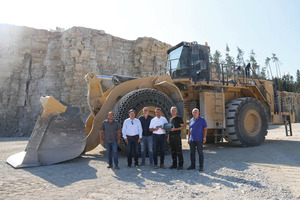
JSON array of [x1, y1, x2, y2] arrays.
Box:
[[143, 134, 153, 137], [126, 135, 139, 138], [153, 133, 165, 136]]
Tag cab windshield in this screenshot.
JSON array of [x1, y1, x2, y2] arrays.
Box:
[[167, 46, 189, 73]]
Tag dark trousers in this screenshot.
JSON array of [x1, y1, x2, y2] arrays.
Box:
[[127, 137, 139, 166], [189, 141, 204, 167], [153, 134, 166, 165], [169, 134, 183, 167]]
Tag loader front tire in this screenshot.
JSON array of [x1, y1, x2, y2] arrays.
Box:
[[225, 97, 268, 147], [113, 88, 174, 152]]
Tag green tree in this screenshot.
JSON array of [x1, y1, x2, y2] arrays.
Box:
[[281, 74, 294, 92], [260, 66, 267, 80], [225, 44, 235, 77], [295, 69, 300, 92], [236, 47, 245, 67], [296, 69, 300, 83], [212, 50, 222, 64], [211, 50, 222, 74], [272, 53, 281, 78], [248, 50, 260, 78], [265, 57, 273, 79]]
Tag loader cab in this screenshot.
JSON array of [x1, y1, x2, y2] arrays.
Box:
[[167, 41, 210, 83]]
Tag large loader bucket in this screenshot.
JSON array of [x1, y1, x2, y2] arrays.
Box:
[[6, 96, 86, 168]]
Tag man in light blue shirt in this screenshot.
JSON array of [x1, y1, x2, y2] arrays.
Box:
[[122, 109, 143, 167]]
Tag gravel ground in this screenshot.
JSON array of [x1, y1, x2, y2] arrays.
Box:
[[1, 124, 300, 200]]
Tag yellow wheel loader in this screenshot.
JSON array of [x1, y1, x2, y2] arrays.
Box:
[[7, 41, 295, 168]]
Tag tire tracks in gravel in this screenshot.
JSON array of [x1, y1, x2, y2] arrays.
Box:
[[253, 138, 300, 198]]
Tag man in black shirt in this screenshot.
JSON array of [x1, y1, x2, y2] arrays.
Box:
[[139, 107, 154, 165], [168, 106, 184, 170]]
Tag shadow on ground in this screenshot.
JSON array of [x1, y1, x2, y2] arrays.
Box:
[[15, 137, 299, 188], [22, 155, 104, 188], [111, 139, 300, 189]]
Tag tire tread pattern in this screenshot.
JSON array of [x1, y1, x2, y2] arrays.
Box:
[[224, 97, 268, 147], [112, 88, 174, 152]]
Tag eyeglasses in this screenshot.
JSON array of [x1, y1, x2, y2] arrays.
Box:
[[131, 120, 134, 125]]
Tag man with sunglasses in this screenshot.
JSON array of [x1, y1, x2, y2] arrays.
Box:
[[122, 109, 143, 167]]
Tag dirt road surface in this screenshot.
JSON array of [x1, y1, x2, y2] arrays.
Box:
[[1, 124, 300, 200]]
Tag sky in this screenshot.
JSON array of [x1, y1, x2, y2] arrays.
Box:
[[1, 0, 299, 79]]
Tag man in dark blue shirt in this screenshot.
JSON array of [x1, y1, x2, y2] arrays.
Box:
[[139, 107, 154, 165], [187, 108, 207, 171]]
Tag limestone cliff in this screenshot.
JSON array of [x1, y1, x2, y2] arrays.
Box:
[[0, 24, 171, 136]]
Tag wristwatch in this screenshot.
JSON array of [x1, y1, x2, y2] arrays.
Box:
[[203, 138, 206, 140]]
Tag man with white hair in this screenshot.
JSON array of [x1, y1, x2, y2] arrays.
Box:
[[168, 106, 184, 170], [187, 108, 207, 171]]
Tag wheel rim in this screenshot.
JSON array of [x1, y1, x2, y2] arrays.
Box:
[[243, 110, 262, 136]]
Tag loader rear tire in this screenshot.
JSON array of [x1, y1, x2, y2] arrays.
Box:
[[113, 88, 174, 152], [225, 97, 268, 147]]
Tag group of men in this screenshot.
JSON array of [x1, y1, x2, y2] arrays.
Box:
[[100, 106, 207, 171]]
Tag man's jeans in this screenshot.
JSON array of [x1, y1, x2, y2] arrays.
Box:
[[189, 141, 204, 167], [140, 135, 153, 165], [153, 134, 166, 165], [105, 142, 118, 166], [127, 136, 139, 166]]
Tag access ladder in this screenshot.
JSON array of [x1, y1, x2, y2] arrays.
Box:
[[213, 82, 225, 143]]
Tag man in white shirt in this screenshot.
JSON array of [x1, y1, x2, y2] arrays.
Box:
[[122, 109, 143, 167], [149, 108, 168, 169]]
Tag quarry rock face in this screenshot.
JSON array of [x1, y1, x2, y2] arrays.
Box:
[[0, 24, 171, 136], [1, 24, 299, 137]]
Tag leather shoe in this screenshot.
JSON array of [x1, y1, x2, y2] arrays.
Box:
[[160, 164, 166, 169], [169, 165, 177, 169], [107, 164, 113, 168], [187, 165, 195, 170]]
